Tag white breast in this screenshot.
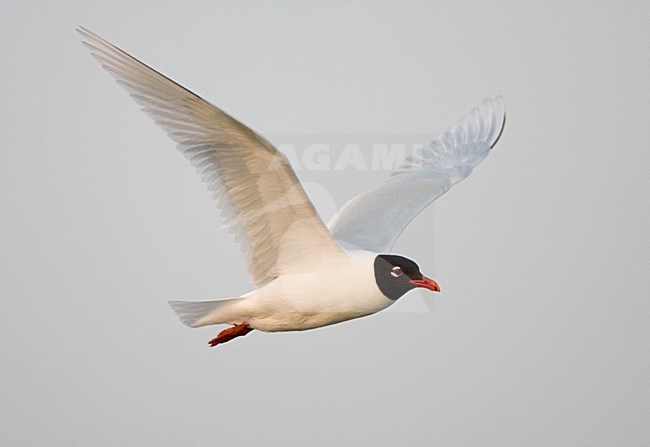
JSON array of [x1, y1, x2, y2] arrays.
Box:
[[245, 251, 393, 332]]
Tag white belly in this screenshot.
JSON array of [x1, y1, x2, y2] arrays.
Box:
[[243, 251, 393, 332]]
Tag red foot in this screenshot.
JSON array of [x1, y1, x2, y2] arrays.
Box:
[[208, 322, 253, 347]]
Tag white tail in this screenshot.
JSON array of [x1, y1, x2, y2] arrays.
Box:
[[169, 298, 243, 328]]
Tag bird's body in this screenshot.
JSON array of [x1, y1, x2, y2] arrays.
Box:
[[78, 27, 506, 347], [174, 250, 390, 332]]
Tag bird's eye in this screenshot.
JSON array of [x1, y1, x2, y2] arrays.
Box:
[[391, 266, 403, 277]]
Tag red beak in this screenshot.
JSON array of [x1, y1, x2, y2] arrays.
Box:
[[410, 276, 441, 292]]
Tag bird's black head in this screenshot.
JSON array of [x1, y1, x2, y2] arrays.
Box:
[[374, 254, 440, 301]]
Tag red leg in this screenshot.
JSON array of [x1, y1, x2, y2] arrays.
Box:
[[208, 322, 253, 347]]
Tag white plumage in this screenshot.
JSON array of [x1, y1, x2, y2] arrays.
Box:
[[78, 27, 506, 346], [172, 251, 389, 332]]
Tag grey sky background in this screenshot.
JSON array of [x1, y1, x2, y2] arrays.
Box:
[[2, 1, 649, 445]]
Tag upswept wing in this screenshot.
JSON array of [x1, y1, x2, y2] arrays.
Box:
[[78, 27, 343, 286], [328, 97, 506, 253]]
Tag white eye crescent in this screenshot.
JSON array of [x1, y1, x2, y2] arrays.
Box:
[[391, 266, 403, 277]]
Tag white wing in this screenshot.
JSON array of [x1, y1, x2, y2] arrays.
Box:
[[78, 27, 343, 287], [328, 97, 506, 253]]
